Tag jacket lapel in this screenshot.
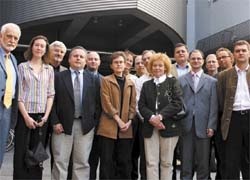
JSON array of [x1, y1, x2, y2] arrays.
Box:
[[82, 71, 90, 103], [247, 67, 250, 90], [10, 54, 18, 76], [196, 73, 206, 93], [0, 50, 6, 73], [63, 70, 74, 101], [186, 73, 195, 92]]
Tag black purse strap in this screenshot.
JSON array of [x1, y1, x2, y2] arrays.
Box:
[[26, 127, 43, 149]]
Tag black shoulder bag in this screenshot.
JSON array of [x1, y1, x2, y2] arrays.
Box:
[[166, 78, 187, 121], [24, 127, 49, 169]]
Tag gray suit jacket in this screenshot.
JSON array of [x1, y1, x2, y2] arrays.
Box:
[[178, 72, 218, 138], [0, 47, 19, 128]]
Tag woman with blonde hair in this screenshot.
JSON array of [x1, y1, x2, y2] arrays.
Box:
[[139, 53, 183, 180]]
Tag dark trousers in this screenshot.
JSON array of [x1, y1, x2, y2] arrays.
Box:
[[13, 113, 47, 180], [172, 139, 182, 180], [221, 111, 249, 180], [214, 127, 223, 180], [181, 125, 210, 180], [89, 135, 100, 180], [131, 116, 146, 180], [99, 136, 132, 180]]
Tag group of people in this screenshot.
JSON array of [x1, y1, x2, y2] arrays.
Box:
[[0, 22, 249, 180]]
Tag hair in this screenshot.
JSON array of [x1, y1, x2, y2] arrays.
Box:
[[189, 49, 204, 59], [233, 40, 250, 51], [87, 51, 100, 60], [174, 43, 188, 51], [109, 51, 126, 64], [50, 40, 67, 53], [1, 23, 21, 38], [205, 53, 217, 60], [147, 53, 172, 75], [24, 35, 50, 64], [124, 49, 135, 57], [216, 47, 234, 63], [69, 46, 87, 58], [142, 50, 155, 57]]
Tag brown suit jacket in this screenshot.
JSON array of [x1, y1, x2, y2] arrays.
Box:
[[97, 74, 136, 139], [217, 67, 250, 140]]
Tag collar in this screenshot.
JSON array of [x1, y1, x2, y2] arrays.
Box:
[[176, 63, 189, 69], [0, 47, 10, 57], [153, 74, 167, 84], [70, 67, 84, 74], [86, 68, 98, 75], [235, 64, 249, 72], [191, 69, 203, 78], [27, 61, 49, 70]]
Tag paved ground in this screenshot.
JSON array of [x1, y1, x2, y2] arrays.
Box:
[[1, 149, 217, 180], [0, 149, 51, 180]]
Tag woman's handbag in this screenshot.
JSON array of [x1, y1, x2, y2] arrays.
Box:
[[24, 127, 49, 169], [165, 78, 187, 121], [172, 97, 187, 120]]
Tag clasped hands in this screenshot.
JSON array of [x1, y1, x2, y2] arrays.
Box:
[[149, 114, 165, 130], [25, 115, 48, 129], [114, 114, 131, 132]]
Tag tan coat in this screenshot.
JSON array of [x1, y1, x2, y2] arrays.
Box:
[[217, 67, 250, 140], [97, 74, 136, 139]]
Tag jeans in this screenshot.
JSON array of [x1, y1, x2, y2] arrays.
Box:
[[0, 103, 12, 168]]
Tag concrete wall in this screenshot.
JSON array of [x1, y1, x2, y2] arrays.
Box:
[[195, 0, 250, 44], [0, 0, 187, 42]]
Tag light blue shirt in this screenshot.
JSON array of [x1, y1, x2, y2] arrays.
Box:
[[176, 64, 190, 77]]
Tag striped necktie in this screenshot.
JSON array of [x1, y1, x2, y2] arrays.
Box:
[[3, 55, 13, 108], [74, 71, 82, 118]]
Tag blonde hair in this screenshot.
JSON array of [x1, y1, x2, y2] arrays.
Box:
[[147, 53, 171, 75]]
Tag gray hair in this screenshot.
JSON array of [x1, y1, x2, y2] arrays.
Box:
[[50, 40, 67, 53], [1, 23, 21, 38]]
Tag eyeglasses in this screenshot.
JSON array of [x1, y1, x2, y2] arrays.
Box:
[[190, 57, 202, 61], [217, 56, 230, 60]]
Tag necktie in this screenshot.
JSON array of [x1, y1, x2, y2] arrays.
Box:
[[3, 55, 13, 108], [74, 71, 82, 118], [193, 74, 199, 92]]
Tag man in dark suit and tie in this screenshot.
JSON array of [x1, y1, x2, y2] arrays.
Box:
[[51, 46, 101, 179], [0, 23, 21, 168], [179, 49, 218, 180]]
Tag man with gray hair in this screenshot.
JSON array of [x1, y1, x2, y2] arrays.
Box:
[[0, 23, 21, 168], [49, 40, 67, 73]]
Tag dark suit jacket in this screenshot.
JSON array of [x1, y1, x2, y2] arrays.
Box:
[[217, 67, 250, 140], [51, 69, 101, 135], [138, 76, 183, 138], [0, 48, 19, 128]]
